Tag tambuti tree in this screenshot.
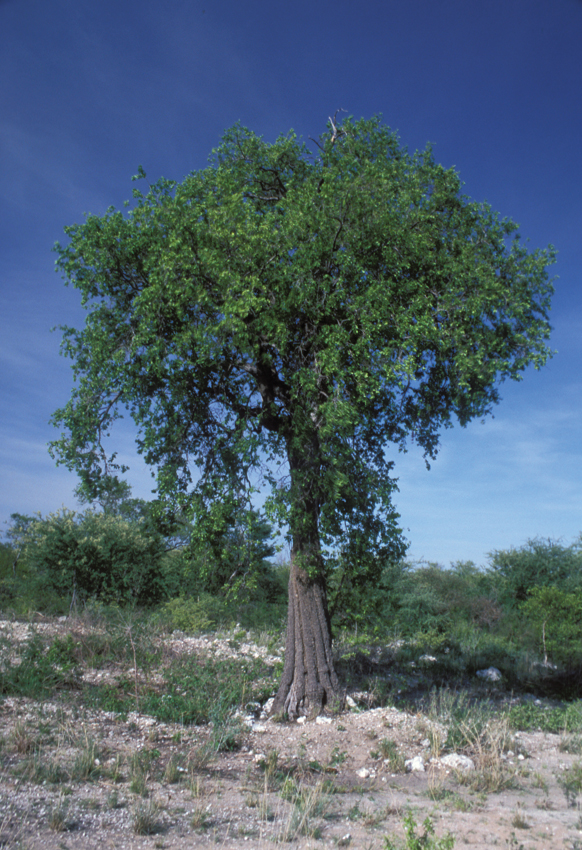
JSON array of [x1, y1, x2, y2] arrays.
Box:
[[50, 115, 554, 718]]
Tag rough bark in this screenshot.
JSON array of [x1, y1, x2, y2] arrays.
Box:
[[271, 542, 341, 719], [267, 404, 341, 718]]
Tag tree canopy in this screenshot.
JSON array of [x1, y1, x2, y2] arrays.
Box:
[[50, 115, 555, 717]]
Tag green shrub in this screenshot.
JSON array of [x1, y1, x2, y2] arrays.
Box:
[[488, 537, 582, 607], [21, 509, 166, 606], [520, 585, 582, 667], [161, 594, 232, 633]]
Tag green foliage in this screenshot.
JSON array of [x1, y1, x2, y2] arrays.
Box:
[[488, 537, 582, 607], [520, 586, 582, 666], [508, 700, 582, 734], [161, 594, 230, 633], [384, 813, 455, 850], [392, 561, 499, 636], [0, 634, 73, 698], [163, 509, 285, 605], [50, 113, 553, 604], [329, 555, 408, 632], [21, 509, 167, 606], [139, 654, 272, 725]]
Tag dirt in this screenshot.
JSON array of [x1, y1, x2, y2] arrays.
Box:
[[1, 618, 582, 850]]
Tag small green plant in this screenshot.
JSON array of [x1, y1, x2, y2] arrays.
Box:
[[560, 735, 582, 754], [16, 752, 68, 785], [10, 721, 37, 754], [48, 798, 70, 832], [258, 749, 281, 790], [531, 771, 549, 793], [129, 748, 158, 797], [557, 761, 582, 807], [107, 789, 124, 809], [277, 780, 330, 842], [511, 809, 530, 829], [379, 739, 405, 773], [70, 737, 100, 781], [190, 807, 211, 829], [132, 799, 161, 835], [163, 754, 185, 784], [329, 747, 347, 767], [384, 813, 455, 849]]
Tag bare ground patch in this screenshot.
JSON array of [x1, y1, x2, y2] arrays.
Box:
[[1, 617, 581, 849]]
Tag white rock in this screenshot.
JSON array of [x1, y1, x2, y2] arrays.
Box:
[[251, 723, 267, 733], [345, 696, 357, 709], [440, 754, 475, 772], [476, 666, 502, 682], [260, 697, 275, 719], [356, 767, 371, 778], [405, 756, 425, 773], [315, 716, 332, 725], [296, 716, 306, 725]]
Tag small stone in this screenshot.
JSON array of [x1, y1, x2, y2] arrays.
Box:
[[315, 716, 332, 725], [356, 767, 370, 779], [405, 756, 425, 773], [251, 723, 267, 733], [296, 716, 306, 725], [476, 667, 502, 682], [260, 697, 275, 719], [440, 754, 475, 772], [345, 696, 357, 709]]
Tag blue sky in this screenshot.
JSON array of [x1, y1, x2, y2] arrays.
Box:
[[1, 0, 581, 566]]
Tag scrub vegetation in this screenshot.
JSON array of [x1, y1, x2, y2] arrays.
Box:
[[2, 510, 582, 848], [3, 506, 582, 700]]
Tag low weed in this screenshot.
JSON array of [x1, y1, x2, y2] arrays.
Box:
[[384, 813, 455, 849], [139, 654, 272, 725], [557, 761, 582, 807], [132, 799, 161, 835], [129, 748, 159, 796], [511, 808, 530, 829], [379, 739, 406, 773], [190, 806, 212, 830], [10, 721, 37, 754], [163, 753, 186, 784], [48, 798, 70, 832], [70, 736, 100, 781], [277, 780, 330, 842], [15, 751, 68, 785], [508, 700, 582, 734], [560, 734, 582, 754], [0, 634, 71, 698]]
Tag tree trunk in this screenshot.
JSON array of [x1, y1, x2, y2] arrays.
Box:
[[271, 531, 341, 720], [269, 425, 341, 719]]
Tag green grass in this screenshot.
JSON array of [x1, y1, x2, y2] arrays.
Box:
[[508, 700, 582, 733], [139, 654, 273, 725]]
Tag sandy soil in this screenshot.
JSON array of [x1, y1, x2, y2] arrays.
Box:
[[1, 618, 581, 850]]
